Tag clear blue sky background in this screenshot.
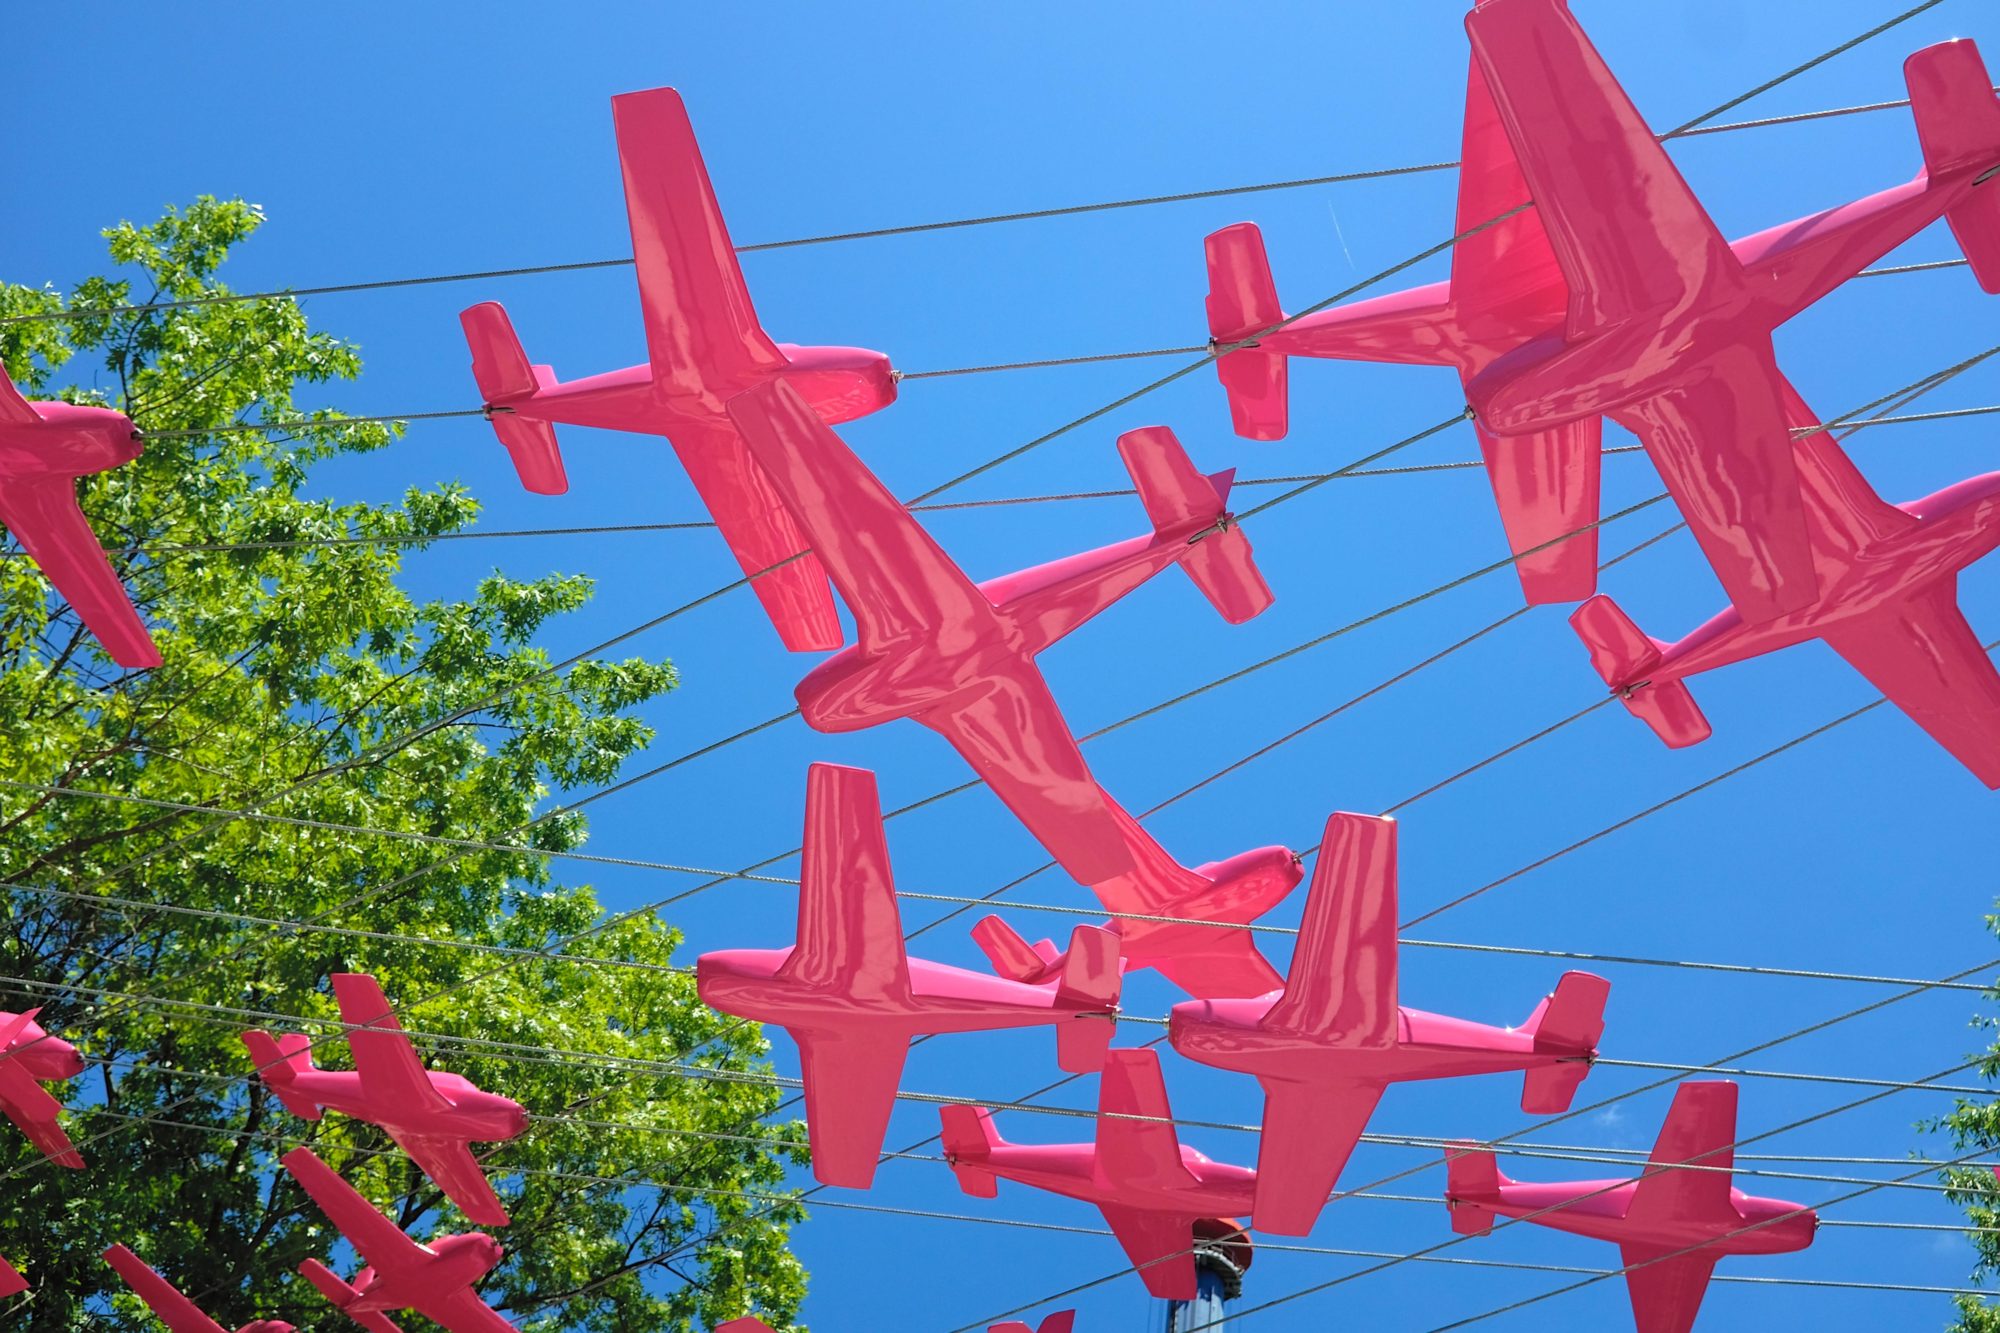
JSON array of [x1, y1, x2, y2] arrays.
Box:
[[10, 2, 2000, 1329]]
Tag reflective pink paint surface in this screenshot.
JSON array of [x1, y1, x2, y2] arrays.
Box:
[[972, 792, 1300, 999], [940, 1048, 1256, 1300], [104, 1244, 295, 1333], [459, 86, 898, 653], [0, 1255, 21, 1301], [991, 1314, 1076, 1333], [242, 974, 527, 1226], [1445, 1082, 1815, 1333], [282, 1148, 514, 1333], [0, 1007, 85, 1167], [1573, 377, 2000, 787], [698, 764, 1122, 1189], [728, 380, 1271, 887], [0, 366, 159, 667], [1168, 813, 1607, 1236], [1208, 15, 2000, 619]]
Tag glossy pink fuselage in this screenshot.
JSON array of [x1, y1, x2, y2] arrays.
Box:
[[1101, 844, 1299, 981], [1172, 999, 1572, 1086], [794, 529, 1206, 734], [0, 1011, 84, 1084], [1479, 1179, 1816, 1256], [0, 400, 141, 481], [500, 343, 892, 441], [344, 1233, 504, 1315], [281, 1066, 528, 1144], [1629, 472, 2000, 684], [977, 1141, 1256, 1222], [697, 947, 1106, 1040]]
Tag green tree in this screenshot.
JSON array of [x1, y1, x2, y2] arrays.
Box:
[[0, 198, 807, 1332], [1934, 947, 2000, 1331]]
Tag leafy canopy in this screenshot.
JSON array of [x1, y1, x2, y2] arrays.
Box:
[[0, 198, 807, 1332]]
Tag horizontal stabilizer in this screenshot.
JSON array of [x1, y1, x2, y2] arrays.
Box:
[[301, 1259, 405, 1333], [1444, 1142, 1503, 1235], [1118, 426, 1274, 624], [1053, 925, 1120, 1073], [1906, 40, 2000, 292], [971, 915, 1060, 984], [240, 1030, 324, 1121], [1205, 223, 1290, 440], [459, 303, 568, 495], [1526, 971, 1610, 1055], [940, 1105, 1002, 1198], [1570, 596, 1711, 748], [1521, 1061, 1592, 1115]]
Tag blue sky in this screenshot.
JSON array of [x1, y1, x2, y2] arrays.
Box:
[[11, 1, 2000, 1329]]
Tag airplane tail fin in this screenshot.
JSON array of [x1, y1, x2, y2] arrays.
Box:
[[1907, 39, 2000, 293], [239, 1031, 324, 1121], [459, 302, 569, 495], [970, 915, 1061, 984], [940, 1105, 1004, 1198], [1444, 1142, 1504, 1235], [1052, 925, 1120, 1074], [1519, 971, 1610, 1113], [1570, 596, 1712, 748], [1118, 425, 1275, 625], [1204, 223, 1291, 440]]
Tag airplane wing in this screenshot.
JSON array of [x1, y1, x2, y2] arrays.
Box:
[[390, 1132, 509, 1228], [1773, 376, 1917, 558], [664, 417, 842, 654], [1265, 813, 1399, 1045], [922, 668, 1129, 887], [1822, 582, 2000, 788], [300, 1260, 406, 1333], [611, 87, 785, 395], [1094, 1050, 1198, 1192], [777, 763, 911, 1000], [1466, 0, 1740, 337], [1449, 54, 1568, 341], [102, 1246, 225, 1333], [1613, 338, 1817, 623], [727, 380, 990, 651], [1251, 1079, 1384, 1236], [1146, 936, 1283, 1002], [1625, 1081, 1738, 1228], [421, 1287, 520, 1333], [1098, 1205, 1201, 1300], [0, 474, 159, 668], [793, 1028, 909, 1189], [330, 974, 456, 1118], [1617, 1244, 1719, 1333], [281, 1148, 424, 1274], [0, 1060, 80, 1166], [1476, 419, 1604, 606]]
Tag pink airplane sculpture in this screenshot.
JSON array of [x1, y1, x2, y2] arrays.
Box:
[[698, 762, 1122, 1188], [973, 793, 1300, 999], [992, 1316, 1075, 1333], [0, 1007, 85, 1167], [1445, 1081, 1816, 1333], [1572, 379, 2000, 787], [1206, 13, 2000, 620], [103, 1244, 293, 1333], [0, 1255, 23, 1300], [460, 87, 896, 653], [241, 972, 527, 1226], [281, 1147, 515, 1333], [0, 365, 159, 667], [726, 378, 1272, 887], [942, 1048, 1255, 1300], [1169, 812, 1608, 1236]]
